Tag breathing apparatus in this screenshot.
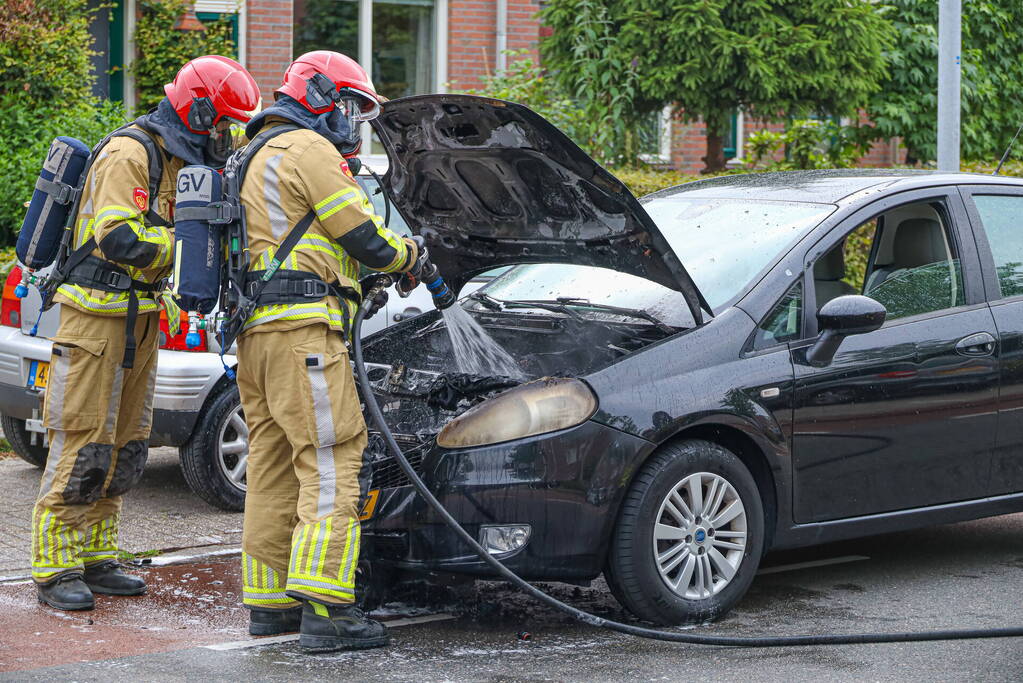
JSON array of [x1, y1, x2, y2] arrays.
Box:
[[350, 283, 1023, 647]]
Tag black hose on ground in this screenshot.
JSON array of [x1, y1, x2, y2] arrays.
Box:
[[351, 295, 1023, 647]]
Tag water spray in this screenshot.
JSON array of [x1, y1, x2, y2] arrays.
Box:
[[351, 281, 1023, 648]]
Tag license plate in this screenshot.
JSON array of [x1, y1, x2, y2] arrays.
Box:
[[27, 360, 49, 390], [359, 489, 380, 521]]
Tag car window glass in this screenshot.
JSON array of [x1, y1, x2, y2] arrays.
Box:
[[755, 281, 802, 348], [643, 196, 835, 310], [815, 201, 964, 322], [356, 176, 412, 237], [970, 194, 1023, 298]]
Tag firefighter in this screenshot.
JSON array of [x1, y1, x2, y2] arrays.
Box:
[[31, 56, 261, 611], [235, 51, 418, 651]]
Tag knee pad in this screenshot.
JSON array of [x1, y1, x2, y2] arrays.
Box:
[[106, 439, 149, 496], [60, 443, 113, 504]]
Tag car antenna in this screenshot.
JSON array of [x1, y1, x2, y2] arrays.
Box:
[[994, 123, 1023, 175]]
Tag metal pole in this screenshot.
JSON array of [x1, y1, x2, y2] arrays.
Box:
[[496, 0, 508, 73], [359, 0, 373, 153], [937, 0, 961, 171]]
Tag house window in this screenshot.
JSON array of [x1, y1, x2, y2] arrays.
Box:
[[294, 0, 437, 101]]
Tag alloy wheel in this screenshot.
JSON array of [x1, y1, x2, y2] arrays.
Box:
[[216, 404, 249, 491], [652, 471, 747, 599]]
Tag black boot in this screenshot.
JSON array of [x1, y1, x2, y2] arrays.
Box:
[[37, 573, 94, 611], [249, 605, 303, 636], [83, 561, 147, 596], [298, 601, 390, 652]]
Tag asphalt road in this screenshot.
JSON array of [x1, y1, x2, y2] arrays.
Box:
[[7, 511, 1022, 681]]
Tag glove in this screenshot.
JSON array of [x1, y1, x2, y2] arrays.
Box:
[[160, 291, 182, 336], [408, 235, 428, 276], [358, 275, 390, 320], [396, 236, 428, 297]]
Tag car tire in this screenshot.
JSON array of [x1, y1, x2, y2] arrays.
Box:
[[605, 439, 764, 625], [179, 383, 247, 512], [2, 414, 48, 468]]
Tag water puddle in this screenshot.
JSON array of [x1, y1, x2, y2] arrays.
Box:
[[441, 305, 525, 380]]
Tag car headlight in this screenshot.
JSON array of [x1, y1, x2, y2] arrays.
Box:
[[436, 377, 597, 448]]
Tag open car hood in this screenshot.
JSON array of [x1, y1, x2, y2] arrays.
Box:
[[371, 95, 709, 323]]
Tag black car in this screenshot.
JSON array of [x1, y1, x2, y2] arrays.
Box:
[[358, 94, 1023, 625]]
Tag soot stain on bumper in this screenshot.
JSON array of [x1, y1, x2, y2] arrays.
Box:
[[363, 419, 656, 581]]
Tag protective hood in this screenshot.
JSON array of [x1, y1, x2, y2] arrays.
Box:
[[138, 98, 207, 166], [371, 95, 709, 323], [245, 94, 355, 150]]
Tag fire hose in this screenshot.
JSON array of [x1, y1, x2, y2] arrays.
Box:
[[351, 280, 1023, 647]]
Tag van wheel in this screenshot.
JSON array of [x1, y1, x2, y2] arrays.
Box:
[[179, 383, 247, 511], [605, 439, 764, 625], [2, 414, 48, 468]]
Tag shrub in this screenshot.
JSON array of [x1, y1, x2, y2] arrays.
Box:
[[458, 52, 590, 154], [0, 0, 97, 106], [744, 119, 870, 171], [0, 96, 128, 244], [131, 0, 236, 114]]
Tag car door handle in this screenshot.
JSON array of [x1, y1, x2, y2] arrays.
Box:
[[954, 332, 996, 357]]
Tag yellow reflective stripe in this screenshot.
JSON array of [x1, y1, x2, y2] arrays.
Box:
[[303, 522, 320, 576], [57, 285, 160, 314], [318, 197, 358, 221], [317, 517, 332, 576], [94, 205, 138, 229], [285, 576, 355, 600], [76, 218, 95, 248], [313, 188, 359, 211]]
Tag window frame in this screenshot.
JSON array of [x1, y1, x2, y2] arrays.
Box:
[[798, 187, 983, 341], [750, 279, 803, 352], [957, 184, 1023, 305]]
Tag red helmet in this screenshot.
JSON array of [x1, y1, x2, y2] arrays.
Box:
[[276, 50, 380, 120], [164, 55, 262, 135]]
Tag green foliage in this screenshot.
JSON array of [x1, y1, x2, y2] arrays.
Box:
[[0, 0, 98, 106], [0, 0, 127, 244], [459, 52, 590, 150], [961, 159, 1023, 176], [612, 168, 692, 197], [542, 0, 893, 172], [0, 95, 127, 243], [131, 0, 236, 114], [866, 1, 1023, 164], [745, 119, 871, 171], [537, 0, 643, 166]]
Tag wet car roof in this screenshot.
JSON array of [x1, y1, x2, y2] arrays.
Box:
[[645, 169, 1023, 205]]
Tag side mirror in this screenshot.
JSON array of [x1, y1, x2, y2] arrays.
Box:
[[806, 295, 887, 367]]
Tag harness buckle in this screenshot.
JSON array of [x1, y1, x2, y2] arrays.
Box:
[[206, 201, 241, 225], [103, 270, 130, 290], [303, 279, 330, 298]]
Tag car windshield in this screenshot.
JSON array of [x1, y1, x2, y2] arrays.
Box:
[[479, 195, 834, 324]]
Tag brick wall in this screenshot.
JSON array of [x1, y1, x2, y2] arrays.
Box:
[[447, 0, 540, 91], [669, 112, 901, 173], [245, 0, 294, 104]]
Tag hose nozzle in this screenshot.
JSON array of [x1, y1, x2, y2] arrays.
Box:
[[419, 260, 456, 310]]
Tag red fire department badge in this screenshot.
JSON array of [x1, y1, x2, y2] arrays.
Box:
[[133, 187, 148, 211], [339, 159, 353, 178]]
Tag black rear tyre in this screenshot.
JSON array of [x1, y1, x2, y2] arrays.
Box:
[[179, 383, 247, 511], [605, 439, 764, 625], [2, 414, 48, 468]]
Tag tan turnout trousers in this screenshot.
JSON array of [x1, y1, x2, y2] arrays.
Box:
[[237, 323, 367, 607], [31, 306, 160, 582]]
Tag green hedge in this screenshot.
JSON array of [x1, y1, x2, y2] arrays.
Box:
[[0, 96, 128, 244]]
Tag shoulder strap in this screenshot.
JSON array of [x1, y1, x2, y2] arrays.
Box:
[[229, 124, 301, 198], [112, 124, 167, 227]]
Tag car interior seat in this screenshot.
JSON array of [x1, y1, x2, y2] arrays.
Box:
[[865, 218, 948, 293], [813, 245, 856, 307]]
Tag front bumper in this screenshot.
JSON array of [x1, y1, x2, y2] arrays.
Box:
[[363, 419, 655, 581], [0, 326, 233, 447]]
